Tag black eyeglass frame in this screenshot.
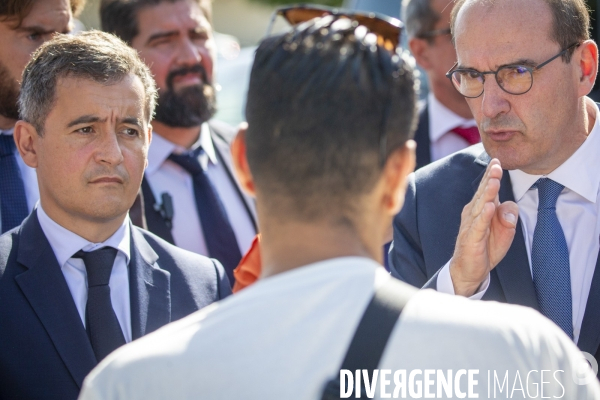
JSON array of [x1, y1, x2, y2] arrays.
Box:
[[264, 4, 405, 166], [445, 42, 581, 98], [416, 27, 451, 39]]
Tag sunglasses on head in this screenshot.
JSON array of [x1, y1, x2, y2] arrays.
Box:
[[266, 4, 403, 52]]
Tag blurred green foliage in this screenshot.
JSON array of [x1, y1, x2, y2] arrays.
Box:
[[249, 0, 344, 7]]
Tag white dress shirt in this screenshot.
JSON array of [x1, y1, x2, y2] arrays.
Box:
[[428, 92, 477, 162], [145, 123, 255, 256], [437, 101, 600, 344], [0, 129, 39, 231], [79, 257, 599, 400], [37, 205, 132, 342]]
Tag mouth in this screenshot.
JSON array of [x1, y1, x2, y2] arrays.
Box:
[[89, 176, 124, 184], [172, 72, 203, 87], [484, 130, 519, 142]]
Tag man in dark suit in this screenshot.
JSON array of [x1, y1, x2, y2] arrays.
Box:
[[404, 0, 477, 169], [0, 0, 86, 233], [101, 0, 257, 286], [390, 0, 600, 364], [0, 31, 231, 400]]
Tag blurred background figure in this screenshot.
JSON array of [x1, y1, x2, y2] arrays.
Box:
[[404, 0, 477, 169], [101, 0, 258, 287], [0, 0, 85, 234]]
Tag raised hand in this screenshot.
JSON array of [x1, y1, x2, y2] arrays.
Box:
[[449, 159, 519, 296]]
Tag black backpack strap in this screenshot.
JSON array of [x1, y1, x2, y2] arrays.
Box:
[[321, 278, 417, 400]]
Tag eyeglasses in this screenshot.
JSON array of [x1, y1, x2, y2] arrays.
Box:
[[416, 27, 451, 39], [446, 42, 580, 98], [265, 4, 405, 166], [266, 4, 403, 52]]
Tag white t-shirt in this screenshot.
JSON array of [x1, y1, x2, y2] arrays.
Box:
[[79, 257, 600, 400]]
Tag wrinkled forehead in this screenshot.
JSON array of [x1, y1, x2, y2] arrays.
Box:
[[453, 0, 555, 67]]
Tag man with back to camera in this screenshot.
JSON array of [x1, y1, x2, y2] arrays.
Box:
[[0, 31, 231, 400], [389, 0, 600, 365], [79, 15, 599, 399], [0, 0, 85, 233], [404, 0, 478, 169], [100, 0, 257, 286]]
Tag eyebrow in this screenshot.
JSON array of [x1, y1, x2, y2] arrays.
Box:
[[147, 30, 179, 44], [66, 115, 144, 129], [146, 26, 209, 44], [457, 58, 538, 71], [17, 25, 59, 35]]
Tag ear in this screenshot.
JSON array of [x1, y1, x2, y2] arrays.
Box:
[[231, 122, 256, 197], [13, 120, 40, 169], [408, 37, 433, 71], [381, 140, 416, 216], [577, 40, 598, 97]]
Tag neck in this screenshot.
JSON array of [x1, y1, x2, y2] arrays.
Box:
[[259, 214, 383, 279], [152, 121, 201, 149], [0, 114, 16, 131], [40, 201, 126, 243], [430, 79, 472, 119]]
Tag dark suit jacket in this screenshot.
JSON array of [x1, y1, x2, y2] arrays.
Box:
[[0, 210, 232, 400], [389, 144, 600, 364], [414, 102, 431, 170], [135, 120, 257, 244]]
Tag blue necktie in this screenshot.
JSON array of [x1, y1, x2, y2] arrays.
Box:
[[168, 148, 241, 285], [531, 178, 573, 339], [0, 135, 29, 233], [74, 247, 126, 362]]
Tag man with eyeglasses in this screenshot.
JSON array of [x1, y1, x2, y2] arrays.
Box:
[[79, 14, 600, 400], [389, 0, 600, 361], [404, 0, 478, 169]]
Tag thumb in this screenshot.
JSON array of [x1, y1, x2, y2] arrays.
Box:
[[497, 201, 519, 229]]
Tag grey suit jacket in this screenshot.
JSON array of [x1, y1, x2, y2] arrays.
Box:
[[0, 210, 231, 400], [389, 144, 600, 363]]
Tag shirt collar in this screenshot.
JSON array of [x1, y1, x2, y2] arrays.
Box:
[[37, 205, 131, 268], [428, 92, 477, 143], [146, 123, 217, 175], [0, 127, 14, 136], [509, 100, 600, 204]]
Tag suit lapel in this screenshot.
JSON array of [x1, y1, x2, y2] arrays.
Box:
[[471, 153, 539, 310], [578, 253, 600, 355], [414, 103, 431, 170], [210, 127, 258, 228], [14, 210, 96, 388], [128, 226, 171, 340], [140, 176, 175, 244]]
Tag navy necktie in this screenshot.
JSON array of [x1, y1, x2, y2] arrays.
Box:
[[0, 135, 29, 233], [531, 178, 573, 339], [74, 247, 126, 362], [168, 148, 241, 285]]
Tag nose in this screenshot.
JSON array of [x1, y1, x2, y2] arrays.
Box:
[[479, 75, 510, 119], [176, 37, 202, 67], [96, 132, 124, 166]]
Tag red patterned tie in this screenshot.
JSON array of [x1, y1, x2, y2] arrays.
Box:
[[452, 126, 481, 145]]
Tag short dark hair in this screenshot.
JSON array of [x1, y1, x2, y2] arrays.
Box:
[[245, 17, 418, 220], [450, 0, 590, 62], [0, 0, 86, 26], [403, 0, 440, 40], [100, 0, 212, 44], [19, 30, 157, 135]]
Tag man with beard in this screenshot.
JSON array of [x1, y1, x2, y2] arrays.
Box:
[[0, 0, 84, 233], [101, 0, 257, 286]]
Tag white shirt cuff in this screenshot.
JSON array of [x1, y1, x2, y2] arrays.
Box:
[[436, 259, 490, 300]]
